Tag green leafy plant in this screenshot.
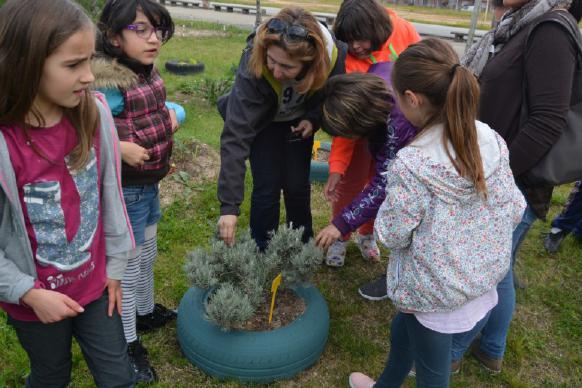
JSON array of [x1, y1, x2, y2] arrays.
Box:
[[184, 225, 323, 330], [176, 65, 236, 105]]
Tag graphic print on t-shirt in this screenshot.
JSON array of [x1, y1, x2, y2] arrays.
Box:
[[274, 85, 307, 122], [23, 148, 99, 271]]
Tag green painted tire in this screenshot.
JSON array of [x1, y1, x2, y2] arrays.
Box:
[[165, 60, 205, 75], [177, 284, 329, 383], [310, 141, 331, 182], [310, 161, 329, 183]]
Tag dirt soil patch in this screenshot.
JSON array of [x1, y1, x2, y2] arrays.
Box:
[[159, 138, 220, 207], [241, 288, 307, 331]]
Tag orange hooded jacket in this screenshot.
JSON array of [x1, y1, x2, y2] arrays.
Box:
[[329, 9, 421, 175]]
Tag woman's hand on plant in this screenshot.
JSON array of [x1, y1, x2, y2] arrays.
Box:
[[324, 173, 342, 202], [21, 288, 84, 324], [292, 120, 313, 139], [169, 109, 179, 133], [106, 279, 123, 317], [315, 224, 342, 249], [120, 141, 149, 167], [218, 215, 238, 246]]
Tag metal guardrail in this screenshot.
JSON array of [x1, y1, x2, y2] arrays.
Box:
[[158, 0, 336, 25], [158, 0, 493, 41]]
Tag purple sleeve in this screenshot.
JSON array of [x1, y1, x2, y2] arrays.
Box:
[[332, 106, 418, 235]]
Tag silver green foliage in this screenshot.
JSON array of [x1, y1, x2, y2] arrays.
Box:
[[204, 283, 254, 331], [184, 225, 323, 330]]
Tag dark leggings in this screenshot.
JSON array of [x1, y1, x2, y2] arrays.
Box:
[[8, 292, 135, 388]]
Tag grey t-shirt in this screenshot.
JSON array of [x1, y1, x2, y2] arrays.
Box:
[[273, 82, 307, 122]]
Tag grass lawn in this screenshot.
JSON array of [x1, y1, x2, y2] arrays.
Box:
[[1, 21, 581, 387]]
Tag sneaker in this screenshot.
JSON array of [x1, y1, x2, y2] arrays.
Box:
[[470, 339, 502, 374], [348, 372, 375, 388], [127, 339, 158, 383], [325, 239, 347, 267], [354, 234, 380, 262], [137, 303, 178, 332], [543, 228, 568, 253], [358, 274, 388, 301], [408, 359, 461, 377]]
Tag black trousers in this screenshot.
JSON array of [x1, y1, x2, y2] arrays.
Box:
[[249, 119, 314, 250]]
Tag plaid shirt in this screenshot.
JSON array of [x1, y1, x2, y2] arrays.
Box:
[[115, 69, 173, 185]]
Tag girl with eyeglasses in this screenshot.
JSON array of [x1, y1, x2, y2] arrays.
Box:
[[217, 7, 347, 250], [93, 0, 176, 383]]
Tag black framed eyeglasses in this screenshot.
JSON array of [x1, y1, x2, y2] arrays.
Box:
[[266, 18, 312, 42]]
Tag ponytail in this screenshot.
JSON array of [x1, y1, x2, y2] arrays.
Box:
[[444, 64, 487, 198], [393, 38, 487, 198]]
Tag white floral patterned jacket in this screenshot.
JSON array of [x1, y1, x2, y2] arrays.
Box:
[[375, 121, 526, 313]]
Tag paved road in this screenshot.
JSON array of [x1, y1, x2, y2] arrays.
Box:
[[164, 4, 478, 57]]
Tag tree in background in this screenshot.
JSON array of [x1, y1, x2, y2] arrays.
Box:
[[75, 0, 106, 18]]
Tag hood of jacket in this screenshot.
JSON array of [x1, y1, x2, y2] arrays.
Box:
[[91, 56, 139, 90], [399, 120, 503, 205]]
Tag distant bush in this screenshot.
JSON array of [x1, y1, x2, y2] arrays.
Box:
[[177, 65, 237, 106], [75, 0, 107, 19]]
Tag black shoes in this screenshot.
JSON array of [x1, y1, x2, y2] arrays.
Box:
[[137, 303, 178, 332], [128, 304, 176, 383], [358, 274, 389, 301], [543, 228, 569, 253], [127, 339, 158, 384]]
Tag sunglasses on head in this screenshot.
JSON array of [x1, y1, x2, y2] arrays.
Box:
[[266, 18, 312, 42]]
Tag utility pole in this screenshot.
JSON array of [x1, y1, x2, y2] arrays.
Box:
[[255, 0, 262, 28], [466, 0, 483, 53]]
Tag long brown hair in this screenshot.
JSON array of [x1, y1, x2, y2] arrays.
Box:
[[392, 38, 487, 198], [322, 73, 392, 138], [0, 0, 99, 171], [248, 7, 331, 94]]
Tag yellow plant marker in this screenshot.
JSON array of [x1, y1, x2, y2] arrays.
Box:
[[268, 273, 283, 325], [312, 140, 321, 160]]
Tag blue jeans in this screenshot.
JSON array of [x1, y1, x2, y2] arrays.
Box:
[[249, 120, 314, 250], [8, 292, 135, 388], [552, 181, 582, 238], [375, 312, 452, 388], [451, 205, 537, 361], [123, 184, 161, 246]]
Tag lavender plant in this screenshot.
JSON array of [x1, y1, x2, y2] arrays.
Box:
[[184, 225, 323, 330]]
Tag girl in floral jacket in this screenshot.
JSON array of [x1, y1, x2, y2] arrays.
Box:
[[348, 39, 525, 388]]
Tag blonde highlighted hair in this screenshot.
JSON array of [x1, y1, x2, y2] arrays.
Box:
[[248, 7, 331, 94]]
